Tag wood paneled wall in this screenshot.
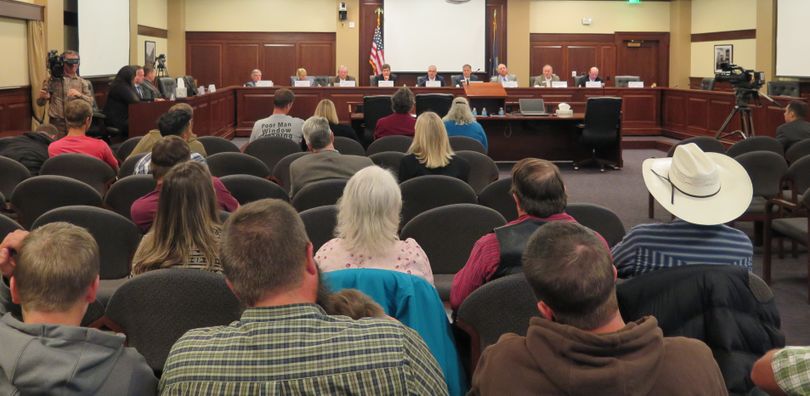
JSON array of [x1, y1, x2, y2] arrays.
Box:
[[530, 32, 669, 87], [0, 88, 31, 136], [185, 32, 336, 89]]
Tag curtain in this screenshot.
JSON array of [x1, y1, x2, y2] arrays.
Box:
[[27, 19, 47, 130]]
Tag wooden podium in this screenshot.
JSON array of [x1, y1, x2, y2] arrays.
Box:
[[464, 82, 507, 115]]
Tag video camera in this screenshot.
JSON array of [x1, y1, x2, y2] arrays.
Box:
[[46, 50, 80, 80], [714, 63, 766, 107]]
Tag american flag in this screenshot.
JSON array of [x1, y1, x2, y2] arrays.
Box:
[[369, 19, 385, 75]]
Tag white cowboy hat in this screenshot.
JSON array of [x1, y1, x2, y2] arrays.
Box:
[[642, 143, 752, 225]]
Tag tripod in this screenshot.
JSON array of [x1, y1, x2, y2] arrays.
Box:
[[715, 89, 782, 140]]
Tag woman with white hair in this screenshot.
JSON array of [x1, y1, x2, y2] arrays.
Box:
[[443, 96, 488, 151], [398, 111, 470, 182], [315, 166, 433, 284]]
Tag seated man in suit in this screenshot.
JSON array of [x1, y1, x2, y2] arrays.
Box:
[[452, 64, 479, 87], [371, 63, 397, 86], [244, 69, 262, 87], [578, 66, 604, 87], [490, 63, 517, 84], [776, 100, 810, 151], [534, 64, 560, 87], [141, 65, 164, 100], [289, 116, 373, 196], [330, 65, 356, 86], [417, 65, 445, 87]]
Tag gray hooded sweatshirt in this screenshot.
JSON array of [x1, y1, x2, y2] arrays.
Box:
[[0, 313, 157, 395]]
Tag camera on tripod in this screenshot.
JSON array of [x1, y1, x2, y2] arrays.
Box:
[[714, 63, 766, 107], [46, 50, 65, 79]]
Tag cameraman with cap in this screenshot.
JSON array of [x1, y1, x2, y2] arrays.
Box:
[[36, 50, 94, 134]]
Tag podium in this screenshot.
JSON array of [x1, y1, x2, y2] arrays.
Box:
[[464, 82, 506, 115]]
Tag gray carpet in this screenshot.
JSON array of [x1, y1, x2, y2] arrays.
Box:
[[501, 149, 809, 345]]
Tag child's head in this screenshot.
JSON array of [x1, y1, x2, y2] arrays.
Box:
[[323, 289, 386, 320]]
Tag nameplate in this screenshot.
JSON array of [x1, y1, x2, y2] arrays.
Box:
[[425, 80, 442, 88], [377, 80, 394, 87], [551, 81, 568, 88], [585, 81, 602, 88], [469, 80, 483, 84], [628, 81, 644, 88], [294, 80, 311, 87], [256, 80, 273, 87], [502, 81, 518, 88], [339, 80, 356, 87]]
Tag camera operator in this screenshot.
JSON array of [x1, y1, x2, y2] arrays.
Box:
[[36, 50, 94, 135], [776, 101, 810, 151]]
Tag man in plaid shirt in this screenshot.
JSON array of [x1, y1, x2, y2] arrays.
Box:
[[159, 199, 447, 395], [753, 347, 810, 395]]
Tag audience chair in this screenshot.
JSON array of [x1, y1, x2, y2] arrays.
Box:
[[32, 205, 141, 279], [726, 136, 784, 158], [573, 97, 622, 171], [449, 136, 487, 155], [477, 178, 518, 221], [157, 77, 176, 98], [11, 175, 102, 229], [701, 78, 715, 91], [101, 269, 242, 374], [324, 269, 468, 396], [648, 136, 727, 218], [299, 205, 337, 252], [206, 152, 271, 178], [271, 152, 308, 193], [415, 93, 454, 117], [735, 151, 789, 245], [454, 151, 499, 193], [400, 175, 478, 226], [767, 81, 800, 98], [197, 136, 240, 155], [785, 139, 810, 164], [242, 136, 302, 173], [103, 175, 157, 220], [401, 203, 505, 300], [0, 156, 30, 205], [368, 151, 406, 178], [617, 265, 784, 394], [119, 153, 147, 178], [566, 203, 626, 247], [0, 213, 22, 237], [362, 95, 393, 140], [116, 136, 143, 161], [782, 156, 810, 204], [332, 136, 366, 156], [291, 179, 348, 212], [219, 174, 289, 205], [366, 135, 413, 156], [40, 154, 117, 196], [764, 187, 810, 300], [454, 273, 537, 372]]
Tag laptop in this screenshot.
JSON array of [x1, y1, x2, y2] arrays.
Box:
[[519, 99, 548, 116]]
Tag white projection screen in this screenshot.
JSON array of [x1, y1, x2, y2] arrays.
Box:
[[384, 0, 486, 72], [776, 0, 810, 77], [78, 0, 130, 77]]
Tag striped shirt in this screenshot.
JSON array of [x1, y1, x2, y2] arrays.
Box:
[[159, 304, 448, 396], [612, 220, 753, 279]]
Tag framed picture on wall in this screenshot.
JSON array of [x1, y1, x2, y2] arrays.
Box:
[[714, 44, 733, 72], [145, 41, 156, 67]]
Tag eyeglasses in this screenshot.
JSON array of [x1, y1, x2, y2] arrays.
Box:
[[651, 169, 720, 204]]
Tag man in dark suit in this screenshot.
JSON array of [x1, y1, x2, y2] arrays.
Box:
[[141, 66, 163, 100], [371, 64, 397, 86], [451, 64, 479, 86], [244, 69, 262, 87], [578, 66, 604, 87], [776, 100, 810, 151], [417, 65, 445, 87], [330, 65, 357, 86], [289, 116, 373, 196]]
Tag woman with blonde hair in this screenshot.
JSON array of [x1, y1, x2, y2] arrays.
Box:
[[398, 111, 470, 182], [443, 96, 488, 151], [315, 166, 433, 284], [131, 161, 223, 275], [313, 99, 359, 141]]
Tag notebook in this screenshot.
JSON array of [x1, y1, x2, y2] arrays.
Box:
[[519, 99, 547, 116]]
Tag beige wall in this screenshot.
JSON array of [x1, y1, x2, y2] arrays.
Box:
[[167, 0, 186, 75], [136, 36, 168, 66], [335, 0, 359, 80], [184, 0, 336, 32], [755, 0, 775, 81], [692, 0, 756, 33], [508, 0, 530, 86], [136, 0, 168, 66], [669, 0, 691, 88], [528, 0, 670, 33], [691, 39, 756, 78], [0, 16, 30, 88]]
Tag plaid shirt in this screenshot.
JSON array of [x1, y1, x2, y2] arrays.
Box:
[[159, 304, 448, 395], [773, 347, 810, 395], [133, 152, 206, 176]]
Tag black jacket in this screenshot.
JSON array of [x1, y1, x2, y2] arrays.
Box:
[[617, 265, 784, 395], [0, 132, 52, 175], [103, 83, 140, 137]]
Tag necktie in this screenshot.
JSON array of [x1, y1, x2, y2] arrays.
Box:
[[137, 86, 143, 98]]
